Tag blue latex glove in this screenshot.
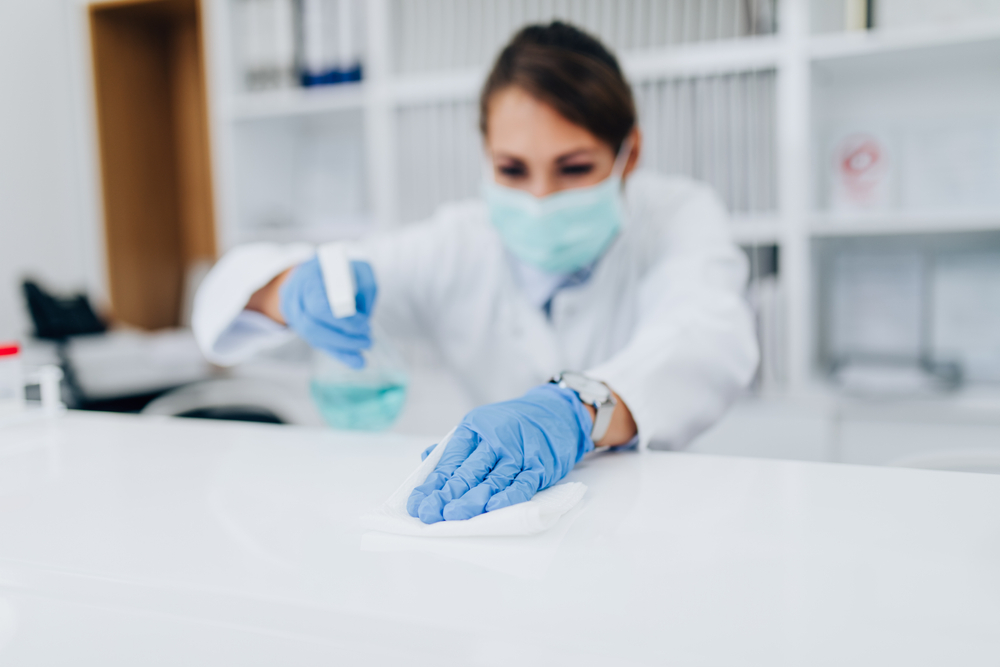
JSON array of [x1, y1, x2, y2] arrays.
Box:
[[407, 384, 594, 523], [279, 257, 377, 369]]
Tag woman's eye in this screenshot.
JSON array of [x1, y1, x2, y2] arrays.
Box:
[[561, 164, 594, 175], [498, 165, 526, 177]]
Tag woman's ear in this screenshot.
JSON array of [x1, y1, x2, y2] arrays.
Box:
[[622, 126, 642, 180]]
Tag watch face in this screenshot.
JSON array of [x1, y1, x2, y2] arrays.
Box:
[[559, 372, 611, 404]]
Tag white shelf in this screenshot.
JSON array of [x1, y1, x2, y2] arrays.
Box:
[[729, 215, 783, 245], [622, 34, 783, 81], [232, 216, 784, 247], [228, 83, 366, 120], [232, 221, 372, 245], [389, 67, 484, 105], [809, 211, 1000, 237], [809, 19, 1000, 61], [225, 38, 785, 117], [388, 35, 784, 106], [801, 381, 1000, 426]]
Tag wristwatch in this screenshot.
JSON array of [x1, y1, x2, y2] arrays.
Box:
[[550, 371, 616, 443]]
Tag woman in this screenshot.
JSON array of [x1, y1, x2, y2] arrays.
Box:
[[194, 22, 758, 524]]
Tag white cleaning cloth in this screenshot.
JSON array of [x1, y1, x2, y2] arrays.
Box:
[[360, 428, 587, 537]]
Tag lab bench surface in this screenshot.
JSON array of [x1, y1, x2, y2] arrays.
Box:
[[0, 411, 997, 666]]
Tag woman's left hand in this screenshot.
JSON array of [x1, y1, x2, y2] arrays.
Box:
[[407, 384, 595, 523]]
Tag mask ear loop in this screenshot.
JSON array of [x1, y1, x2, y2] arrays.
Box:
[[611, 132, 636, 181]]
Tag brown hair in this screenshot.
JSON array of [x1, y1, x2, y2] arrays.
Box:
[[479, 22, 637, 153]]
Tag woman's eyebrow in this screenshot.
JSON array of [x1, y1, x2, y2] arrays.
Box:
[[555, 149, 596, 163], [493, 153, 526, 164]]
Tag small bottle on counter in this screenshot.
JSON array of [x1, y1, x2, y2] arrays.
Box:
[[0, 342, 25, 414]]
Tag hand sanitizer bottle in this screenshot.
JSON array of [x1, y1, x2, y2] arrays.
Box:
[[310, 323, 408, 430], [308, 244, 408, 430]]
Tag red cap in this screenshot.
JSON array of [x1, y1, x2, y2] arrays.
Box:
[[0, 342, 21, 358]]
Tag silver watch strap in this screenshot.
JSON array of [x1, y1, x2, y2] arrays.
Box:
[[589, 393, 616, 442], [550, 372, 616, 443]]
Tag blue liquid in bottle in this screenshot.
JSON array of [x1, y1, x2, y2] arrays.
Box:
[[310, 375, 407, 431], [309, 325, 408, 431]]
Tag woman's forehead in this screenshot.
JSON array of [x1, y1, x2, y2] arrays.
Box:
[[486, 87, 609, 158]]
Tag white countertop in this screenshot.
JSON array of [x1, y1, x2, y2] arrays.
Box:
[[1, 411, 998, 666]]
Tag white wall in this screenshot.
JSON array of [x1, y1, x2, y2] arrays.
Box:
[[0, 0, 103, 341]]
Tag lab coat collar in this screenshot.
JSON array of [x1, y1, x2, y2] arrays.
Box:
[[507, 255, 599, 311]]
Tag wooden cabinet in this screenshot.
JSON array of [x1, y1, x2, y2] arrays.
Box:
[[89, 0, 216, 329]]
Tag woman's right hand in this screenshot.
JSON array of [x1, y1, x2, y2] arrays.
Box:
[[267, 256, 377, 368]]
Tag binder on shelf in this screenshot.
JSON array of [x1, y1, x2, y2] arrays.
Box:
[[749, 274, 787, 391], [393, 61, 782, 225], [845, 0, 875, 31], [876, 0, 1000, 30], [233, 0, 363, 91], [827, 251, 926, 362], [933, 253, 1000, 383], [390, 0, 779, 75], [235, 0, 297, 90], [900, 120, 1000, 213], [298, 0, 363, 87], [632, 68, 777, 218]]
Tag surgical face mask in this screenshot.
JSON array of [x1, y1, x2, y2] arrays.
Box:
[[483, 141, 631, 274]]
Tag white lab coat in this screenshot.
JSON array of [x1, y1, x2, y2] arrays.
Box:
[[193, 171, 759, 449]]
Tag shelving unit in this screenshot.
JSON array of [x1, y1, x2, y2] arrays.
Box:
[[623, 32, 783, 78], [71, 0, 1000, 393], [810, 212, 1000, 238], [808, 17, 1000, 60], [803, 5, 1000, 392], [228, 81, 367, 120], [206, 0, 786, 245]]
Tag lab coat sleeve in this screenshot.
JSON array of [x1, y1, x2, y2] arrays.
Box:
[[192, 242, 315, 365], [585, 183, 759, 450], [192, 205, 476, 366]]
